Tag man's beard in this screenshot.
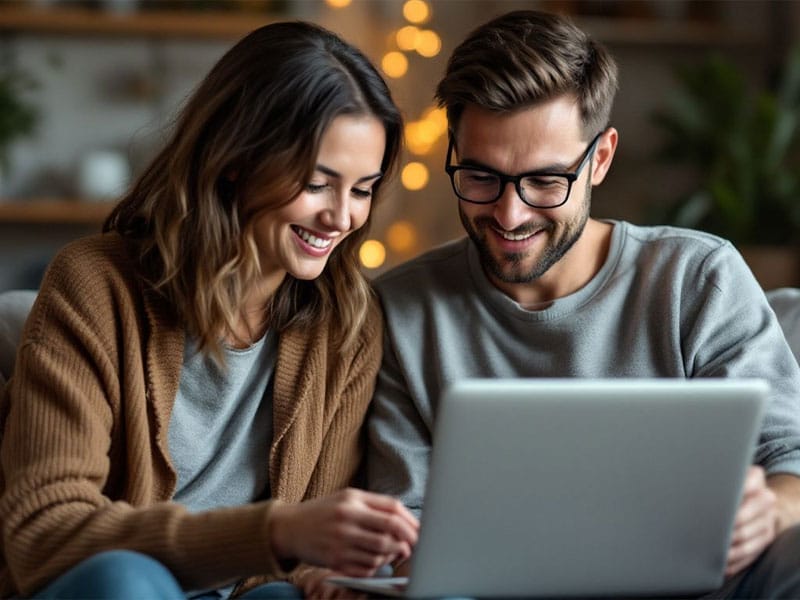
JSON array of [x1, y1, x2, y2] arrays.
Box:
[[459, 183, 591, 284]]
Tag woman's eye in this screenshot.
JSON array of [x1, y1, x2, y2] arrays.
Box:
[[352, 187, 373, 199], [306, 183, 329, 193]]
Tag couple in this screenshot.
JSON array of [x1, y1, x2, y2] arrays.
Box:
[[1, 9, 799, 600]]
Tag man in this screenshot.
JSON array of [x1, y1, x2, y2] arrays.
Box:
[[367, 9, 800, 598]]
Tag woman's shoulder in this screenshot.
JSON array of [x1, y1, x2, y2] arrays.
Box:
[[32, 233, 147, 335], [46, 232, 137, 291]]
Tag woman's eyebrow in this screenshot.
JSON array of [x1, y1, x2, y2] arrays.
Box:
[[315, 164, 383, 183]]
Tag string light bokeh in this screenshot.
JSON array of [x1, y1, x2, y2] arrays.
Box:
[[326, 0, 446, 271]]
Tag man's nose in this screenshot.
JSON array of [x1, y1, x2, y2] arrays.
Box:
[[492, 181, 530, 231]]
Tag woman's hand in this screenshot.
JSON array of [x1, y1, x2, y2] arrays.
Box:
[[295, 567, 368, 600], [269, 488, 419, 576]]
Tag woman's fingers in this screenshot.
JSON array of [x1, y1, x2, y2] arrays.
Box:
[[269, 489, 418, 573], [350, 503, 418, 547], [338, 524, 413, 562], [360, 491, 420, 531]]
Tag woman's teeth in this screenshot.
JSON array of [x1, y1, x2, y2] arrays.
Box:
[[296, 227, 332, 249]]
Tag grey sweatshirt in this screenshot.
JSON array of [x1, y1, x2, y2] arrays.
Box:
[[367, 220, 800, 514]]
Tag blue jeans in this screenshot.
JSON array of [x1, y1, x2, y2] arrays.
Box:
[[34, 550, 302, 599]]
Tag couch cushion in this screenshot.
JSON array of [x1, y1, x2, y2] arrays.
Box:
[[0, 290, 37, 382], [766, 287, 800, 364]]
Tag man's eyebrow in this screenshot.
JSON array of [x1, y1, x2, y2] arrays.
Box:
[[316, 164, 383, 183], [458, 157, 573, 174]]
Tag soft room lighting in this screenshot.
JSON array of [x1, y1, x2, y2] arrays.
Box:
[[415, 29, 441, 58], [401, 162, 429, 191], [381, 51, 408, 78], [403, 0, 431, 24], [423, 106, 448, 135], [405, 120, 439, 155], [324, 0, 352, 7], [386, 220, 419, 254], [396, 25, 421, 52], [359, 240, 387, 269]]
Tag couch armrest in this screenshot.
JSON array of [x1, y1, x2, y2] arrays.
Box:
[[0, 290, 37, 382]]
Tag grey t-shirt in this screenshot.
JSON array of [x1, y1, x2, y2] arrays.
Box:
[[169, 332, 276, 513], [367, 220, 800, 514]]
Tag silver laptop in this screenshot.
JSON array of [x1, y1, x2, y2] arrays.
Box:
[[332, 378, 768, 598]]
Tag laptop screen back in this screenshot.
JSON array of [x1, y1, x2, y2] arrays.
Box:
[[408, 378, 767, 598]]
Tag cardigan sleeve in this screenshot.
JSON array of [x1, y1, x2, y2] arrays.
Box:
[[305, 299, 383, 498], [0, 237, 294, 597], [279, 301, 383, 594]]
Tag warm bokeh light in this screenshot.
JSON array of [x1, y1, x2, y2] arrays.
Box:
[[401, 162, 429, 191], [359, 240, 387, 269], [381, 51, 408, 78], [405, 129, 433, 155], [405, 106, 449, 155], [386, 220, 419, 254], [423, 106, 448, 135], [396, 25, 421, 52], [403, 0, 431, 24], [415, 29, 441, 58], [324, 0, 352, 7], [405, 120, 440, 155]]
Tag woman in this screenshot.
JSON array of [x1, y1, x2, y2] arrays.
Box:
[[0, 21, 417, 599]]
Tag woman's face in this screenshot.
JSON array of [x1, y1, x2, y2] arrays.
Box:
[[253, 114, 386, 285]]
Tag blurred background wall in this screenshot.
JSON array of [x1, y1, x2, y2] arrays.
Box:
[[0, 0, 798, 291]]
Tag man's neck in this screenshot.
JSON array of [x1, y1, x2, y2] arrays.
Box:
[[490, 219, 614, 308]]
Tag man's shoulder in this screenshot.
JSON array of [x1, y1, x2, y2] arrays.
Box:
[[374, 237, 470, 292], [621, 221, 731, 253], [615, 221, 753, 294]]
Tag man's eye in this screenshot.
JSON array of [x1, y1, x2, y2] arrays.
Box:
[[464, 172, 497, 185], [524, 176, 567, 189]]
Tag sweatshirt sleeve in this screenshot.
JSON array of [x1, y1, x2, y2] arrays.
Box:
[[683, 242, 800, 476]]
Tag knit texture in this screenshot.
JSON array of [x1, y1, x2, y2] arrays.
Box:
[[0, 233, 382, 597]]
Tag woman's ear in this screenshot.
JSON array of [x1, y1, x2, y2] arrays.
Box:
[[590, 127, 618, 186]]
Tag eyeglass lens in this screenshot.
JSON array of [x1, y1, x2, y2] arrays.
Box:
[[452, 171, 571, 206]]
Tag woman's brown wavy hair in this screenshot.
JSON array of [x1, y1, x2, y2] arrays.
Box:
[[104, 21, 402, 360]]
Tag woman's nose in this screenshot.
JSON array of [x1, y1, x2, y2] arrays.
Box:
[[321, 192, 352, 231]]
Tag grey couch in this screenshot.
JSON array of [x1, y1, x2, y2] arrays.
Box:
[[1, 288, 800, 385], [0, 290, 37, 387]]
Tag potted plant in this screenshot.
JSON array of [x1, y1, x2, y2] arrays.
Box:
[[649, 47, 800, 287], [0, 63, 38, 188]]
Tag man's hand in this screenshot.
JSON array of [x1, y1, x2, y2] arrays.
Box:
[[726, 466, 777, 576], [269, 488, 419, 577]]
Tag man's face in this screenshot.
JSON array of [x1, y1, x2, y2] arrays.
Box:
[[452, 97, 603, 302]]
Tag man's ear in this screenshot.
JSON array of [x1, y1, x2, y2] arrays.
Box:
[[590, 127, 618, 185]]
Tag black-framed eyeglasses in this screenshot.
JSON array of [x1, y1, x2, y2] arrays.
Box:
[[445, 130, 605, 209]]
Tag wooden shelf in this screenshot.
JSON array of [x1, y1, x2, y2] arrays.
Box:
[[0, 199, 114, 225], [0, 5, 279, 39], [577, 16, 764, 47], [0, 6, 764, 46]]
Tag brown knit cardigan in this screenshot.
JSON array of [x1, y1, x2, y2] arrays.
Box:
[[0, 233, 383, 597]]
